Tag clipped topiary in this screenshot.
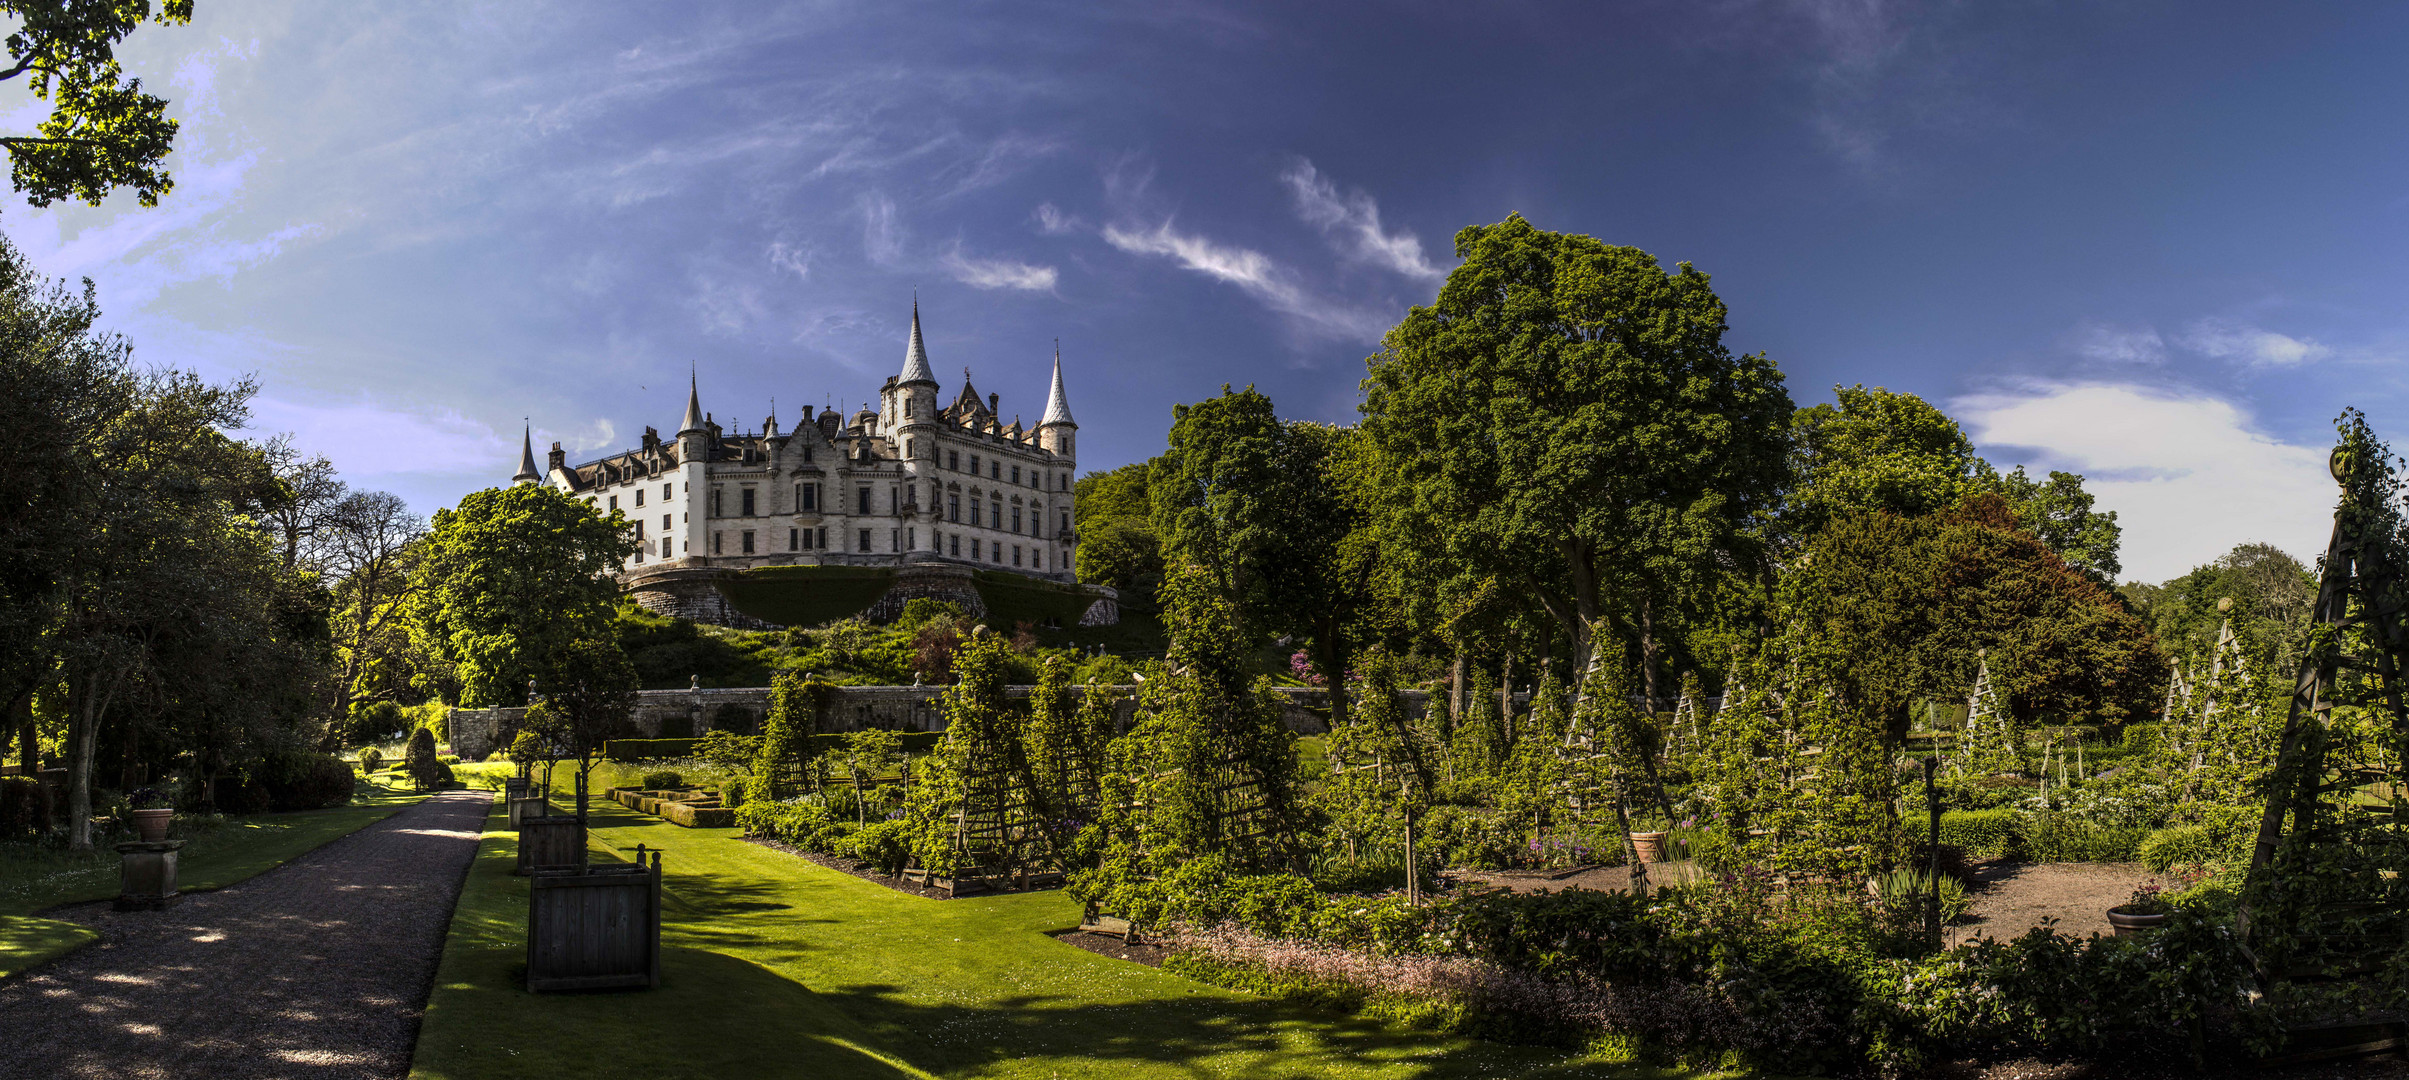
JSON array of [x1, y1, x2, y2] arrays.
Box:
[[641, 770, 683, 790], [357, 747, 384, 774], [403, 727, 443, 793]]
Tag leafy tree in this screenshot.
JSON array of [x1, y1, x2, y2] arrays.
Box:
[[1073, 463, 1161, 603], [751, 668, 821, 800], [1987, 465, 2121, 584], [402, 725, 442, 792], [1360, 214, 1795, 705], [0, 0, 193, 209], [1790, 384, 1985, 534], [408, 484, 639, 707], [2139, 543, 2315, 673], [318, 489, 424, 719], [535, 636, 638, 820]]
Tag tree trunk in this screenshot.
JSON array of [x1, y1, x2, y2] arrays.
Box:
[[1638, 596, 1660, 717], [1449, 648, 1466, 727], [1313, 619, 1350, 730], [11, 685, 35, 776], [1499, 648, 1515, 749]]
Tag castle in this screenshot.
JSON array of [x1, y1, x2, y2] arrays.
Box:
[[512, 303, 1095, 627]]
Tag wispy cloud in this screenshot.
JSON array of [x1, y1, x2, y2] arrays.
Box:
[[1033, 202, 1080, 235], [941, 247, 1057, 291], [766, 240, 811, 279], [1102, 219, 1391, 342], [2067, 320, 2166, 365], [1953, 381, 2331, 582], [2180, 318, 2331, 369], [243, 395, 516, 480], [1280, 159, 1443, 280], [859, 191, 903, 265]]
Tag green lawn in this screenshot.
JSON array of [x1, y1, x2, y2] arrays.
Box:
[[412, 796, 1706, 1080], [0, 773, 425, 979]]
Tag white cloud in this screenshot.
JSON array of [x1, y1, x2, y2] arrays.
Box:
[[766, 240, 811, 279], [1280, 159, 1443, 280], [2068, 321, 2165, 365], [1032, 202, 1080, 235], [1952, 382, 2332, 583], [859, 192, 902, 265], [1104, 219, 1393, 342], [2180, 318, 2331, 368], [941, 248, 1057, 291]]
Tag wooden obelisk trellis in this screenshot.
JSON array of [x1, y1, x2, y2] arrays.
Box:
[[2239, 442, 2409, 989]]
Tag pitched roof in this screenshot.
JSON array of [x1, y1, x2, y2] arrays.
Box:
[[1039, 346, 1074, 427], [678, 373, 706, 435], [513, 425, 541, 482], [898, 301, 937, 386]]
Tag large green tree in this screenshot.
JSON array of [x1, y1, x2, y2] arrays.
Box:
[[1360, 214, 1795, 703], [408, 484, 639, 708], [0, 0, 193, 209], [1072, 463, 1161, 604], [1150, 387, 1377, 723]]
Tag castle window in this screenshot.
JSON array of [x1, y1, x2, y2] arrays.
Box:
[[663, 514, 672, 533], [948, 493, 960, 522], [949, 533, 959, 557], [635, 488, 644, 507], [991, 500, 1001, 526], [1012, 506, 1022, 533], [803, 483, 818, 511], [1010, 465, 1020, 485], [789, 528, 798, 551], [991, 460, 1000, 479], [804, 446, 814, 463], [969, 453, 980, 475], [815, 527, 826, 549], [713, 532, 722, 554], [1060, 512, 1070, 535], [664, 483, 673, 501], [856, 487, 871, 515], [741, 488, 755, 517], [1012, 545, 1022, 567], [741, 530, 755, 554], [948, 450, 959, 471], [908, 527, 916, 549], [905, 437, 915, 458], [991, 541, 1000, 562], [711, 489, 722, 516], [969, 499, 981, 527], [609, 495, 618, 511], [858, 529, 871, 552], [663, 538, 673, 557]]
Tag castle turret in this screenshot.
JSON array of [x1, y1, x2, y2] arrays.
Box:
[[889, 301, 940, 458], [512, 424, 541, 484], [1037, 345, 1076, 459], [674, 374, 710, 562]]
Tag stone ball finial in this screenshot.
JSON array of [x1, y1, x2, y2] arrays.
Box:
[[689, 674, 700, 690], [2218, 596, 2234, 613]]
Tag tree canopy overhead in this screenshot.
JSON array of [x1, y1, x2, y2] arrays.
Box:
[[1359, 213, 1795, 698], [0, 0, 193, 209]]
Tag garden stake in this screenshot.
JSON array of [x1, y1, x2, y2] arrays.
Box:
[[1924, 755, 1941, 947]]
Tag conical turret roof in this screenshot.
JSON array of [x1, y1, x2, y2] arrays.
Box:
[[1039, 345, 1074, 427], [678, 372, 706, 435], [898, 301, 937, 386], [513, 424, 541, 483]]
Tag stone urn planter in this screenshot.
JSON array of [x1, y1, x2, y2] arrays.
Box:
[[2107, 905, 2169, 936], [1630, 831, 1669, 864], [130, 807, 174, 843]]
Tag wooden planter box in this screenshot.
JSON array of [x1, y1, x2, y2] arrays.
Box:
[[526, 847, 661, 992], [507, 795, 548, 828], [516, 815, 587, 875]]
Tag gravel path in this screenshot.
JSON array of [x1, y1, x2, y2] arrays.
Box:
[[0, 790, 492, 1080]]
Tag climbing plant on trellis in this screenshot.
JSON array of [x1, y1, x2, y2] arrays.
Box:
[[749, 669, 825, 801], [1315, 648, 1437, 896], [1950, 650, 2021, 781], [904, 628, 1049, 889], [2241, 411, 2409, 990], [1022, 656, 1115, 859]]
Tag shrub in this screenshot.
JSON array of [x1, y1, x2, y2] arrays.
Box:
[[721, 782, 746, 809], [2020, 812, 2146, 862], [604, 738, 699, 761], [258, 752, 358, 811], [853, 819, 913, 875], [404, 701, 449, 744], [1938, 809, 2020, 859], [2140, 825, 2243, 871], [641, 770, 684, 790], [349, 700, 406, 746], [356, 747, 384, 774], [404, 727, 443, 792]]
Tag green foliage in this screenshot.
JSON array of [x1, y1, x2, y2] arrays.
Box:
[[751, 669, 822, 800], [714, 565, 895, 628], [1790, 384, 1985, 532], [640, 770, 683, 790], [1074, 463, 1161, 603], [1359, 212, 1795, 675], [1022, 656, 1107, 856], [1937, 809, 2020, 859], [601, 737, 696, 761], [2140, 824, 2244, 872], [355, 746, 383, 774], [402, 727, 442, 793], [347, 700, 405, 746], [895, 597, 964, 631], [852, 819, 912, 876], [903, 627, 1037, 878], [691, 730, 758, 775], [0, 0, 194, 210], [408, 484, 639, 706], [971, 571, 1098, 630]]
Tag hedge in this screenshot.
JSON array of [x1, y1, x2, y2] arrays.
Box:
[[718, 565, 898, 627], [606, 738, 700, 761], [1937, 809, 2020, 859]]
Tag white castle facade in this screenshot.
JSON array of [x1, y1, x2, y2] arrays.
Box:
[[511, 304, 1086, 624]]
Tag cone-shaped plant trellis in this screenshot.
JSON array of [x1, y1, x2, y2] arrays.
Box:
[[1951, 650, 2021, 781], [904, 627, 1049, 890]]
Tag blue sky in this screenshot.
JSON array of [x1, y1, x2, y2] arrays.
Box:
[[8, 1, 2407, 582]]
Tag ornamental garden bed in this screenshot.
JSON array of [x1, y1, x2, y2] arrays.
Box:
[[606, 787, 736, 828]]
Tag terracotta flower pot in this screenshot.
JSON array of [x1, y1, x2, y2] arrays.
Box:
[[1630, 831, 1669, 864], [2107, 905, 2168, 937], [131, 807, 173, 843]]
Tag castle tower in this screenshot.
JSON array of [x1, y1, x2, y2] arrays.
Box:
[[512, 424, 541, 484], [889, 301, 940, 454], [1037, 345, 1075, 460], [674, 373, 710, 563]]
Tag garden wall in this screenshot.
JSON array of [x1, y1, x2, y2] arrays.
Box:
[[447, 684, 1425, 760]]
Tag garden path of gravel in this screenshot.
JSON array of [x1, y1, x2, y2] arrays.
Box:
[[0, 790, 492, 1080]]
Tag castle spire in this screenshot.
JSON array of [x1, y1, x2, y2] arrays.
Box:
[[512, 422, 541, 483], [898, 299, 937, 386], [1039, 342, 1075, 428], [678, 370, 706, 436]]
